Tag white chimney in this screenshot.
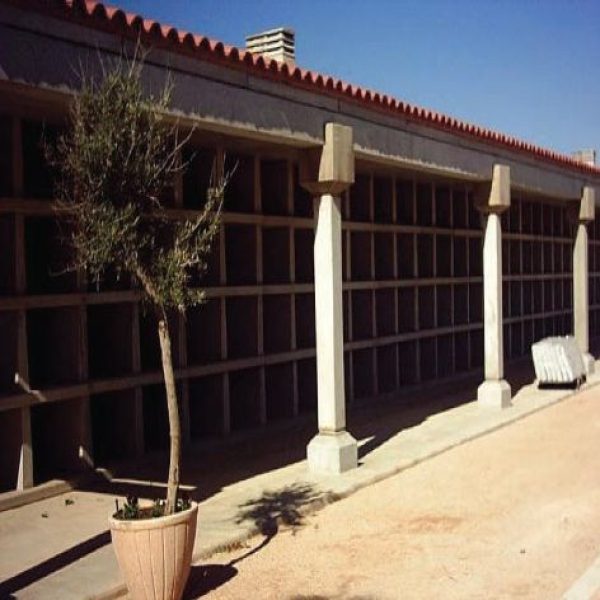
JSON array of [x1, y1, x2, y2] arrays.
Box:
[[572, 149, 596, 167], [245, 27, 295, 66]]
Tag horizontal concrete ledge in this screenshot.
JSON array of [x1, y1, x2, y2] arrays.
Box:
[[93, 366, 600, 600]]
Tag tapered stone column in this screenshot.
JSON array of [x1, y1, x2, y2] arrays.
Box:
[[477, 165, 511, 409], [300, 123, 358, 474], [573, 186, 596, 374]]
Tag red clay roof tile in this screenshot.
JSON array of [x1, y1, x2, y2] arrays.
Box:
[[11, 0, 600, 177]]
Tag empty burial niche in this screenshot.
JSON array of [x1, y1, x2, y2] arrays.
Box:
[[87, 304, 133, 379], [294, 228, 314, 283], [375, 288, 395, 337], [419, 337, 436, 381], [189, 374, 224, 440], [435, 186, 452, 228], [396, 178, 414, 225], [437, 285, 452, 327], [225, 224, 257, 285], [398, 340, 418, 385], [453, 237, 467, 277], [226, 296, 258, 359], [262, 227, 290, 284], [397, 234, 415, 278], [292, 165, 313, 218], [224, 153, 255, 213], [452, 189, 468, 229], [523, 281, 533, 315], [351, 290, 373, 341], [467, 192, 480, 230], [25, 218, 77, 295], [397, 288, 415, 333], [374, 232, 394, 280], [143, 384, 169, 451], [508, 199, 521, 233], [437, 334, 453, 378], [373, 176, 393, 224], [454, 285, 468, 325], [265, 363, 294, 421], [139, 310, 180, 372], [263, 295, 291, 354], [522, 241, 533, 274], [454, 332, 469, 373], [31, 397, 87, 484], [353, 348, 374, 400], [468, 237, 482, 277], [229, 367, 261, 431], [511, 282, 522, 316], [416, 182, 433, 226], [510, 240, 521, 275], [377, 344, 396, 394], [351, 232, 372, 280], [261, 159, 289, 216], [418, 286, 435, 330], [468, 283, 483, 324], [182, 145, 215, 209], [27, 307, 80, 388], [187, 299, 222, 365], [533, 282, 543, 314], [510, 322, 523, 359], [436, 235, 452, 277], [349, 173, 371, 222], [417, 235, 434, 278], [0, 311, 18, 396], [22, 119, 60, 199], [91, 390, 138, 463], [469, 329, 484, 370], [503, 282, 510, 318], [297, 358, 317, 414], [0, 215, 16, 295], [0, 115, 13, 197], [295, 293, 315, 349], [0, 409, 25, 491]]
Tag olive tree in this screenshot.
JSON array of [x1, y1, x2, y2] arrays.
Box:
[[49, 58, 227, 516]]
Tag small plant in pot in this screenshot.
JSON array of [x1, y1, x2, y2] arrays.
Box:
[[48, 55, 229, 600]]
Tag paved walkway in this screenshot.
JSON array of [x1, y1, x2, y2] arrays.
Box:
[[0, 363, 598, 599]]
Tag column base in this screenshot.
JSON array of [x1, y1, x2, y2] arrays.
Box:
[[582, 353, 595, 375], [307, 431, 358, 475], [477, 379, 512, 409]]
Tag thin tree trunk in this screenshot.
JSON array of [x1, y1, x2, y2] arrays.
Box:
[[157, 313, 181, 516]]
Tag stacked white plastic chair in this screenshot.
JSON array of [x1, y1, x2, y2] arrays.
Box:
[[531, 336, 585, 387]]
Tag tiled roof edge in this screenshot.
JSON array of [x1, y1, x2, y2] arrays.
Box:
[[10, 0, 600, 178]]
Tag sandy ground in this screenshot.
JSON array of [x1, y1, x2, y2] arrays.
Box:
[[187, 386, 600, 600]]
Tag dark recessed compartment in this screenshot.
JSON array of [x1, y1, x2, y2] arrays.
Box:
[[263, 295, 291, 354], [189, 374, 224, 439], [417, 235, 434, 278], [295, 293, 315, 349], [349, 173, 371, 222], [87, 303, 133, 379], [261, 159, 289, 216], [263, 227, 289, 284], [297, 358, 317, 414], [226, 296, 258, 359], [229, 367, 261, 431], [397, 234, 415, 279], [398, 288, 416, 332], [375, 288, 395, 337], [416, 182, 433, 226], [182, 146, 215, 209], [351, 232, 372, 280], [22, 119, 59, 200], [352, 290, 373, 340], [0, 215, 16, 295], [294, 228, 314, 283], [0, 116, 13, 197], [436, 234, 452, 277], [25, 217, 77, 294], [225, 224, 257, 285], [373, 176, 393, 224], [396, 178, 414, 225], [265, 363, 294, 421], [418, 286, 435, 330], [224, 153, 254, 213], [91, 390, 138, 463], [353, 348, 374, 400], [0, 311, 19, 396], [27, 307, 81, 388], [377, 344, 396, 394], [435, 186, 451, 228], [374, 232, 394, 280], [187, 299, 221, 365]]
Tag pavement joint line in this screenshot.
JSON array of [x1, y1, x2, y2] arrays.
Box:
[[19, 376, 600, 600], [562, 551, 600, 600]]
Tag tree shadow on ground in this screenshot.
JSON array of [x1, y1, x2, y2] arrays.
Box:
[[184, 483, 321, 598]]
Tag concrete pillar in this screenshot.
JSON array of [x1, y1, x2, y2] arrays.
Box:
[[477, 165, 511, 409], [573, 186, 596, 374], [301, 123, 358, 474]]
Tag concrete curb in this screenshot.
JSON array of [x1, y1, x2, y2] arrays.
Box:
[[90, 377, 600, 600]]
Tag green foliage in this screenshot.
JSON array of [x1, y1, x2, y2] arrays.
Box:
[[48, 56, 226, 313]]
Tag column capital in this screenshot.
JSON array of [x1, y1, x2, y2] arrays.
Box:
[[475, 164, 511, 214], [300, 122, 354, 197], [578, 186, 596, 223]]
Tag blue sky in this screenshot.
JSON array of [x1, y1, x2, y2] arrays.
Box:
[[117, 0, 599, 156]]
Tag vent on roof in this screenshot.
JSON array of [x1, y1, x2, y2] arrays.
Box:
[[572, 149, 596, 167], [245, 27, 295, 66]]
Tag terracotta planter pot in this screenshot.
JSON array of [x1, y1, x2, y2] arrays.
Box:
[[109, 503, 198, 600]]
